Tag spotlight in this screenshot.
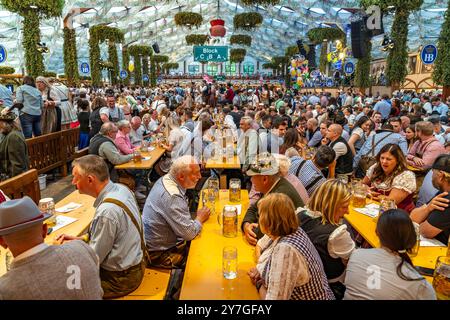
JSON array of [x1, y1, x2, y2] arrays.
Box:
[[37, 42, 49, 53], [381, 35, 394, 51]]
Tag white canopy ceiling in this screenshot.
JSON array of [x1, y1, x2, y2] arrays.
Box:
[[0, 0, 447, 74]]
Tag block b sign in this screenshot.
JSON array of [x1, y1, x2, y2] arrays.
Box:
[[194, 46, 228, 62], [420, 44, 437, 65]]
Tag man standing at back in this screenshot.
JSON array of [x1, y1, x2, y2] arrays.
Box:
[[0, 197, 103, 300], [57, 155, 144, 299], [373, 94, 391, 121]]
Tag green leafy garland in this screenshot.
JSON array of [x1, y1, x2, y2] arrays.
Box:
[[185, 34, 208, 45], [42, 71, 57, 77], [433, 0, 450, 90], [233, 12, 263, 31], [0, 66, 15, 74], [108, 42, 119, 85], [142, 57, 149, 86], [285, 45, 299, 57], [174, 12, 203, 29], [241, 0, 280, 5], [89, 25, 124, 86], [152, 55, 169, 64], [230, 35, 252, 46], [122, 47, 130, 85], [128, 45, 153, 86], [163, 63, 179, 73], [150, 60, 156, 87], [354, 41, 372, 89], [0, 0, 64, 78], [63, 27, 79, 85], [307, 27, 346, 44], [361, 0, 423, 88], [230, 49, 246, 63]]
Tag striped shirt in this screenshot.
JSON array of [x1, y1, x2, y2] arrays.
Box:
[[288, 156, 326, 196], [143, 174, 202, 251]]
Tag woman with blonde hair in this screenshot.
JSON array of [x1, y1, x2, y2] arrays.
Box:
[[298, 179, 355, 299], [155, 116, 185, 176], [248, 193, 334, 300]]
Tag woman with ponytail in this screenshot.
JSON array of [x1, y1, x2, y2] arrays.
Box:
[[343, 209, 436, 300]]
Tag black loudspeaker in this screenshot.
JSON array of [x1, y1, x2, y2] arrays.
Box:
[[351, 20, 369, 59], [296, 39, 308, 57], [305, 44, 316, 69], [152, 43, 160, 54]]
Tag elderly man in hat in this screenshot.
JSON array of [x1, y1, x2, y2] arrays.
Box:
[[0, 109, 29, 180], [411, 154, 450, 245], [0, 197, 103, 299], [241, 153, 304, 246]]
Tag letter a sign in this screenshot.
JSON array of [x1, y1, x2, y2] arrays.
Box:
[[420, 44, 437, 65]]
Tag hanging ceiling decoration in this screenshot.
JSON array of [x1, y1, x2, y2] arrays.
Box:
[[210, 19, 226, 37]]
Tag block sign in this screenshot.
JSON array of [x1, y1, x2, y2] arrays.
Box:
[[344, 61, 355, 75], [420, 44, 437, 65], [80, 62, 90, 74], [194, 46, 228, 62], [0, 45, 7, 63]]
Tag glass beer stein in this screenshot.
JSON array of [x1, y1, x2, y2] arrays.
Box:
[[218, 206, 238, 238], [229, 179, 241, 203]]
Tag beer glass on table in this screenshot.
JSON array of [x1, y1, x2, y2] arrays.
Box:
[[433, 256, 450, 300], [223, 246, 238, 280], [218, 205, 238, 238], [39, 198, 56, 228], [229, 179, 241, 203], [352, 182, 368, 208]]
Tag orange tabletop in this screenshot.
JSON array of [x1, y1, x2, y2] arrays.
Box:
[[115, 147, 166, 170], [180, 189, 260, 300], [0, 190, 95, 277], [407, 165, 426, 173], [345, 201, 447, 282], [205, 155, 241, 170]]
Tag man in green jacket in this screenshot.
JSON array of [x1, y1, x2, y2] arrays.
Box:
[[241, 153, 304, 245], [0, 109, 29, 180]]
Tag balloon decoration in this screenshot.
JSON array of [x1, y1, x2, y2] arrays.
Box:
[[327, 39, 348, 71], [289, 55, 310, 88]]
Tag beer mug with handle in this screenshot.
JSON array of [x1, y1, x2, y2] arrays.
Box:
[[218, 205, 238, 238]]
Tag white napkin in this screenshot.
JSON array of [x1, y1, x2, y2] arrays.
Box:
[[50, 215, 78, 233], [55, 202, 82, 213], [419, 236, 445, 247], [353, 203, 380, 218]]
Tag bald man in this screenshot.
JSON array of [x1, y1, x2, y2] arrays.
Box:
[[326, 124, 354, 183]]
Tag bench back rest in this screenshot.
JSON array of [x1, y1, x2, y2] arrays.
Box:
[[0, 169, 41, 204]]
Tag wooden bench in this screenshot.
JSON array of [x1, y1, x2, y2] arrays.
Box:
[[26, 128, 88, 177], [115, 268, 171, 300], [0, 169, 40, 204]]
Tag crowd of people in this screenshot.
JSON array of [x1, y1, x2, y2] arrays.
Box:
[[0, 76, 449, 300]]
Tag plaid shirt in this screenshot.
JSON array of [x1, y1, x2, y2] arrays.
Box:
[[142, 174, 202, 251], [288, 156, 326, 196]]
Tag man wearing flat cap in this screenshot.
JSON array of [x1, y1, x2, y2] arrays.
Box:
[[411, 154, 450, 245], [0, 197, 103, 299], [241, 153, 304, 246], [0, 108, 29, 180]]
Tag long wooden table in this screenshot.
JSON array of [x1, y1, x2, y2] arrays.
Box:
[[180, 189, 260, 300], [115, 146, 166, 170], [345, 201, 447, 282], [0, 190, 95, 277]]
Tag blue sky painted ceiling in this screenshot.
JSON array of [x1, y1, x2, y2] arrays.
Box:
[[0, 0, 447, 74]]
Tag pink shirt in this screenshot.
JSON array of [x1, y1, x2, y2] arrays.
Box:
[[114, 130, 136, 155], [407, 136, 445, 170]]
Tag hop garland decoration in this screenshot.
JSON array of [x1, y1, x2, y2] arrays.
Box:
[[230, 35, 252, 46], [233, 12, 263, 31]]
